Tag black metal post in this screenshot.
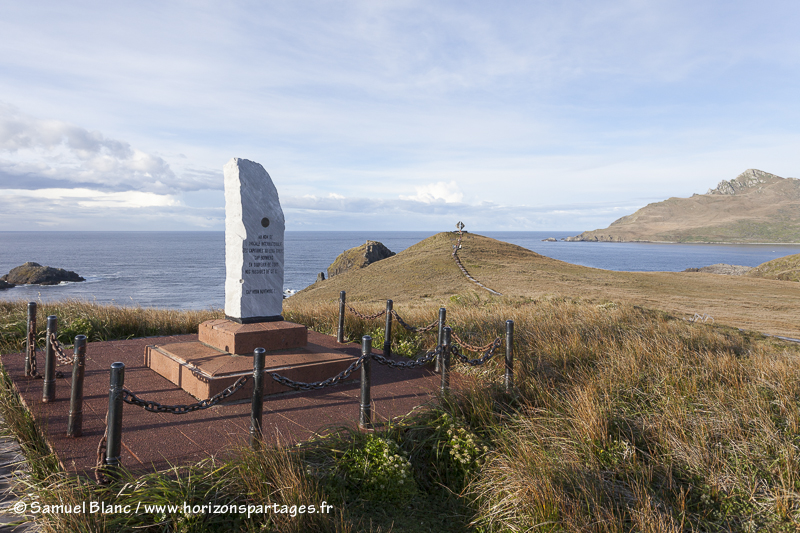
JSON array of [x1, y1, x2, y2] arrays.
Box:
[[383, 300, 393, 357], [505, 320, 514, 393], [441, 327, 451, 393], [360, 336, 372, 429], [337, 291, 346, 343], [25, 302, 36, 376], [43, 315, 57, 403], [105, 362, 125, 473], [435, 307, 446, 372], [250, 347, 266, 449], [67, 335, 87, 437]]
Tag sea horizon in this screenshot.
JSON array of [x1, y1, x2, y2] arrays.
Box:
[[2, 231, 800, 310]]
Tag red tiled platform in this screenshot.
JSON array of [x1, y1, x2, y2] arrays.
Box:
[[1, 332, 442, 478]]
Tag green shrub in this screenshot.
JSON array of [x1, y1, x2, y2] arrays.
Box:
[[340, 435, 417, 501]]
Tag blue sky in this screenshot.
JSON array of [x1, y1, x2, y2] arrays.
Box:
[[1, 1, 798, 231]]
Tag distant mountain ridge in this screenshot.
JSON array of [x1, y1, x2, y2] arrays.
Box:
[[566, 169, 800, 243]]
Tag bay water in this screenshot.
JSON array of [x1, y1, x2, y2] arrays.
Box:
[[1, 231, 798, 310]]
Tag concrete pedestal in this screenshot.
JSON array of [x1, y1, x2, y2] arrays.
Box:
[[145, 321, 356, 401], [198, 318, 307, 354]]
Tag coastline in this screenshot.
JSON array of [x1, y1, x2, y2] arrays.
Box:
[[564, 238, 800, 245]]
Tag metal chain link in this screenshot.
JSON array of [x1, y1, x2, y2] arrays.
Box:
[[370, 346, 441, 369], [27, 319, 39, 377], [121, 376, 248, 414], [451, 340, 502, 366], [346, 304, 386, 320], [451, 330, 501, 353], [271, 353, 366, 390], [390, 310, 439, 333], [48, 333, 76, 366], [95, 414, 109, 485]]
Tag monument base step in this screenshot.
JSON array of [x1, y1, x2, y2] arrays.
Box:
[[198, 319, 308, 354], [144, 339, 358, 401]]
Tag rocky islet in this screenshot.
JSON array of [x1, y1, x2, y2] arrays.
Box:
[[1, 262, 85, 287]]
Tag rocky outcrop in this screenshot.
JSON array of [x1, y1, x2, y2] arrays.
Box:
[[316, 272, 326, 282], [563, 234, 624, 242], [706, 169, 778, 195], [566, 169, 800, 243], [683, 264, 753, 276], [2, 262, 85, 285], [327, 241, 395, 278], [0, 279, 14, 290]]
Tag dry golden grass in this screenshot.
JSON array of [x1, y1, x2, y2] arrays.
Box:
[[0, 298, 223, 355], [286, 295, 800, 531], [289, 231, 800, 339], [3, 289, 800, 530]]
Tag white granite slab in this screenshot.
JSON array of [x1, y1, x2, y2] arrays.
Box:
[[223, 158, 285, 322]]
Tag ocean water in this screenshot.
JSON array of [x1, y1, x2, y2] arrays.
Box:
[[1, 231, 799, 310]]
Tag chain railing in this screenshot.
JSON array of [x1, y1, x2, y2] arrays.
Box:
[[48, 332, 79, 366], [451, 330, 500, 353], [21, 302, 514, 484], [370, 346, 442, 368], [95, 415, 109, 484], [451, 340, 502, 366], [121, 376, 248, 414], [346, 304, 386, 320], [340, 294, 442, 354], [338, 293, 514, 381], [270, 354, 367, 391], [26, 316, 39, 378], [391, 310, 439, 333]]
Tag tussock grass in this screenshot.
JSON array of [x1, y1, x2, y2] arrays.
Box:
[[288, 295, 800, 531], [1, 296, 799, 531], [0, 298, 223, 355]]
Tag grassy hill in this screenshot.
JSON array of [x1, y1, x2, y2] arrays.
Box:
[[288, 231, 800, 339], [566, 169, 800, 243], [746, 253, 800, 282], [4, 235, 800, 532]]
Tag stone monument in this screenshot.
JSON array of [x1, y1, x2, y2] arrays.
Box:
[[223, 158, 284, 322], [144, 158, 358, 401], [197, 158, 306, 353]]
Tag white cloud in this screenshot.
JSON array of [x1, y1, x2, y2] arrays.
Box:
[[4, 188, 178, 208], [0, 104, 216, 193], [0, 3, 798, 232], [400, 181, 463, 203]]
